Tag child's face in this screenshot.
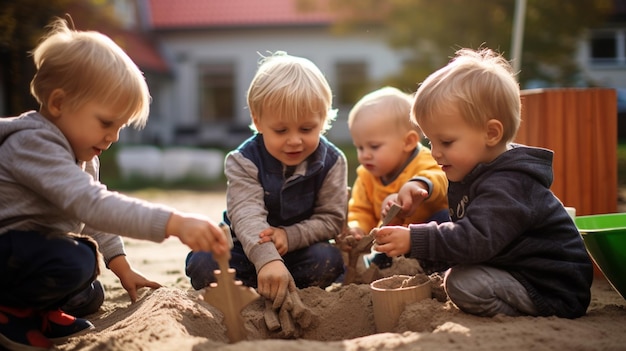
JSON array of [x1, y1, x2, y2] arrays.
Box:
[[253, 111, 324, 166], [350, 112, 412, 181], [419, 106, 492, 182], [53, 100, 130, 162]]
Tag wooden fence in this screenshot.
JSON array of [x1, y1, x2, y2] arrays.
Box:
[[516, 88, 617, 216]]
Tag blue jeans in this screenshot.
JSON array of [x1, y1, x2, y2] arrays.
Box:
[[0, 231, 98, 311], [185, 241, 344, 290]]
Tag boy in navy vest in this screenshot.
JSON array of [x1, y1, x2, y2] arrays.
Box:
[[186, 52, 347, 306]]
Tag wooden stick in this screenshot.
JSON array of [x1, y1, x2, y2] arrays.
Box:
[[343, 204, 401, 284]]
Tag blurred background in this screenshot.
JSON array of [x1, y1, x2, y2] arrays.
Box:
[[1, 0, 625, 192]]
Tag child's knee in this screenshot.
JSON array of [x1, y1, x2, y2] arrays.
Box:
[[184, 252, 218, 290], [315, 243, 344, 285], [313, 242, 344, 269], [444, 266, 473, 302], [49, 236, 97, 289], [72, 238, 98, 282], [444, 265, 528, 317]]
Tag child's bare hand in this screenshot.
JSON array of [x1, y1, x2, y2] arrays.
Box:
[[381, 194, 404, 225], [381, 194, 398, 216], [119, 269, 161, 303], [257, 260, 293, 308], [336, 227, 366, 252], [258, 227, 288, 255], [166, 212, 229, 255], [396, 182, 429, 217], [372, 226, 411, 257], [108, 256, 161, 303]]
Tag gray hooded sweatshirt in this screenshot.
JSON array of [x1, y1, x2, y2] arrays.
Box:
[[0, 111, 174, 265]]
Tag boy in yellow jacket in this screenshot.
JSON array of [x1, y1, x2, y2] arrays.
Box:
[[344, 87, 449, 271]]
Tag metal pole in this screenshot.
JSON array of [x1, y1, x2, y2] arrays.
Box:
[[511, 0, 527, 78]]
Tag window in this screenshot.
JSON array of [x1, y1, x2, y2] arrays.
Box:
[[590, 29, 626, 65], [335, 61, 368, 106], [198, 63, 235, 123]]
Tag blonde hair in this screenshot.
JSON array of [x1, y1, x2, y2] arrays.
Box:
[[348, 86, 419, 133], [30, 17, 150, 128], [412, 48, 520, 143], [247, 51, 336, 133]]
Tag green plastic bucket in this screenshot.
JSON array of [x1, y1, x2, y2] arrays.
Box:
[[575, 213, 626, 299]]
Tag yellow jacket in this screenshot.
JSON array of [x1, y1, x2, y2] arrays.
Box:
[[348, 145, 448, 231]]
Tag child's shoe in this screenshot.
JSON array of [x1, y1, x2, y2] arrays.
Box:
[[40, 309, 94, 343], [0, 306, 52, 351], [363, 252, 393, 269], [60, 280, 105, 317]]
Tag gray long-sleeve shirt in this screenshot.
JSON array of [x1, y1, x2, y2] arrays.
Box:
[[0, 111, 174, 264]]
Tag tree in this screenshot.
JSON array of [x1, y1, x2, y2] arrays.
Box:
[[303, 0, 614, 91], [0, 0, 118, 116]]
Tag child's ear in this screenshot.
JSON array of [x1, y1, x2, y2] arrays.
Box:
[[485, 119, 503, 146], [46, 89, 66, 118], [251, 114, 263, 133], [403, 130, 420, 152]]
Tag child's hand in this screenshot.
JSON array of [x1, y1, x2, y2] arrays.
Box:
[[347, 227, 366, 241], [108, 255, 161, 302], [381, 194, 404, 225], [372, 225, 411, 257], [258, 227, 288, 255], [382, 194, 399, 214], [257, 260, 293, 308], [396, 182, 429, 217], [335, 227, 366, 252], [166, 211, 229, 255]]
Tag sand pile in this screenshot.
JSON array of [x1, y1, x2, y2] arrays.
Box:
[[54, 191, 626, 350]]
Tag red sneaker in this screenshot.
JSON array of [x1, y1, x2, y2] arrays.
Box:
[[40, 309, 94, 343], [0, 306, 52, 351]]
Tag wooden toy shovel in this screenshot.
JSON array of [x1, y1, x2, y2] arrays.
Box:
[[203, 224, 259, 343], [343, 203, 401, 284]]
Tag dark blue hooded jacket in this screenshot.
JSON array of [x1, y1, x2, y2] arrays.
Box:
[[409, 144, 593, 318]]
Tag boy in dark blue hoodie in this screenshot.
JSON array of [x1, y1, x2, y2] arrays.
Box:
[[374, 48, 593, 319]]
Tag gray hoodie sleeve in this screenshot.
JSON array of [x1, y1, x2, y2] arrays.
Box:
[[0, 115, 173, 244]]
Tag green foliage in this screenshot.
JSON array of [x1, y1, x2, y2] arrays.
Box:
[[0, 0, 119, 115], [315, 0, 614, 90], [618, 143, 626, 186], [98, 144, 227, 192], [99, 143, 359, 192], [337, 143, 359, 186]]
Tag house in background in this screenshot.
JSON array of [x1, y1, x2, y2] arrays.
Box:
[[118, 0, 406, 147], [576, 0, 626, 138], [108, 0, 626, 147]]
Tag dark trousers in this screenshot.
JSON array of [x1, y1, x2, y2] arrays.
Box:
[[0, 230, 97, 311], [185, 240, 344, 290]]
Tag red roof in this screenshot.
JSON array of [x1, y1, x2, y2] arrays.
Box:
[[148, 0, 335, 29], [70, 11, 169, 73], [113, 31, 169, 73]]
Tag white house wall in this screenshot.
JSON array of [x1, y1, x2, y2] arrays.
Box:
[[155, 27, 404, 145]]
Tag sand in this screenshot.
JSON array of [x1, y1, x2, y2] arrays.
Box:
[[56, 190, 626, 351]]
